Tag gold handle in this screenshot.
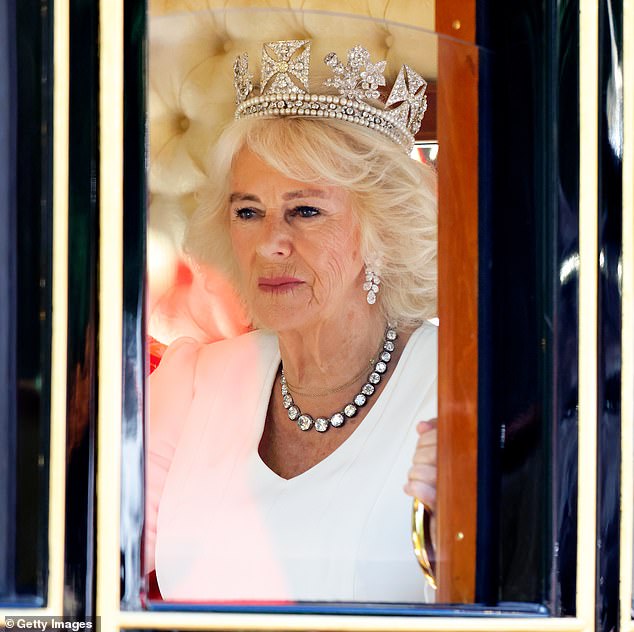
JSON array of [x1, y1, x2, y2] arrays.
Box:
[[411, 497, 437, 590]]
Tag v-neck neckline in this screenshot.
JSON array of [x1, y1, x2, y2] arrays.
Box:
[[253, 325, 424, 483]]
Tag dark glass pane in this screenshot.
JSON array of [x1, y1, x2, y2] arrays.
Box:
[[0, 0, 18, 600], [64, 0, 99, 616], [0, 0, 53, 605], [121, 0, 147, 610], [477, 0, 581, 613], [596, 0, 623, 628]]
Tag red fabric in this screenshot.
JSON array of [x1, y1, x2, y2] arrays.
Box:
[[147, 570, 163, 601], [148, 336, 168, 374]]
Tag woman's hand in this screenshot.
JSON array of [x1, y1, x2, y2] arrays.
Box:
[[403, 419, 437, 512]]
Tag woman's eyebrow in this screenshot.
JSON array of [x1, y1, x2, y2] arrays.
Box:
[[283, 189, 329, 201], [229, 189, 329, 203], [229, 192, 261, 203]]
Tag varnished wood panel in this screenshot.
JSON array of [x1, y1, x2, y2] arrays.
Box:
[[436, 2, 479, 604], [436, 0, 476, 43]]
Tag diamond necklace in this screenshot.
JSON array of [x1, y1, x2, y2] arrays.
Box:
[[280, 326, 398, 432]]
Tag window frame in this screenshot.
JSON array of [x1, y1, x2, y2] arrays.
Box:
[[100, 2, 596, 632], [5, 0, 633, 630]]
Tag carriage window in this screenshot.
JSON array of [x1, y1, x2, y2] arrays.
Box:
[[129, 0, 585, 618], [5, 0, 628, 625]]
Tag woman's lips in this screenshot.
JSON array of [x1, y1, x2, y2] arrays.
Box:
[[257, 276, 304, 293]]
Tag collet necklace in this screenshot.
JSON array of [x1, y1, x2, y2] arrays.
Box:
[[280, 326, 398, 432]]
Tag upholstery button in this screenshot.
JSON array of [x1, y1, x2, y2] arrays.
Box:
[[385, 34, 394, 47], [179, 116, 190, 132], [223, 39, 233, 53]]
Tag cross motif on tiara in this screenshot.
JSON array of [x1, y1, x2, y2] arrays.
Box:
[[260, 40, 311, 96], [385, 65, 428, 133]]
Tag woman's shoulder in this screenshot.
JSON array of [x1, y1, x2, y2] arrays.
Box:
[[194, 329, 278, 368], [150, 335, 201, 394], [150, 330, 278, 422], [413, 319, 438, 337], [155, 329, 278, 389], [405, 320, 438, 355], [158, 329, 276, 367], [390, 321, 437, 398], [388, 320, 437, 422]]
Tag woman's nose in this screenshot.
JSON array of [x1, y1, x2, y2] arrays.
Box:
[[255, 216, 292, 259]]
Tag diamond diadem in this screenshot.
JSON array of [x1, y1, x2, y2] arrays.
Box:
[[233, 40, 428, 152]]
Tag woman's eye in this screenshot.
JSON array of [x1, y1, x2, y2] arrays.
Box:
[[292, 206, 321, 218], [234, 207, 258, 220]]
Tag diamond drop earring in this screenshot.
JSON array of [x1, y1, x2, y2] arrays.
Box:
[[363, 264, 381, 305]]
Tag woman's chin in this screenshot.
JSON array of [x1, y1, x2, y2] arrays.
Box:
[[249, 302, 317, 333]]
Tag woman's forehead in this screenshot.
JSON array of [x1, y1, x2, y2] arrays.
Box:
[[229, 147, 342, 199]]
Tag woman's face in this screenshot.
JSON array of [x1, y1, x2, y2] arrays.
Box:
[[228, 148, 365, 332]]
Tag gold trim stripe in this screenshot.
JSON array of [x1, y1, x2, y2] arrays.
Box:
[[620, 0, 634, 629], [116, 612, 587, 632], [577, 0, 599, 629], [1, 612, 587, 632], [47, 0, 70, 614], [96, 0, 124, 631]]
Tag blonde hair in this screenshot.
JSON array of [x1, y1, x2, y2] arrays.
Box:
[[185, 117, 437, 326]]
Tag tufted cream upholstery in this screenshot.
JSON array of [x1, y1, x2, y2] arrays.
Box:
[[147, 1, 437, 342]]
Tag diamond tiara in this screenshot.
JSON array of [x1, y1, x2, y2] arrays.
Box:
[[233, 40, 428, 153]]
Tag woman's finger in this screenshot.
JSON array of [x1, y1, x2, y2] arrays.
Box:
[[416, 418, 437, 434], [403, 480, 436, 509], [405, 418, 438, 509], [415, 428, 437, 450], [413, 445, 437, 465], [407, 463, 436, 485]]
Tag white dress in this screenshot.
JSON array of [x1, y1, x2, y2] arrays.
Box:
[[146, 323, 437, 603]]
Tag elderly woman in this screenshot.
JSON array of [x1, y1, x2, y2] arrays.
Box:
[[146, 41, 437, 603]]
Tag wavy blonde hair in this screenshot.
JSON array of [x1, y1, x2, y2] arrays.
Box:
[[185, 117, 437, 326]]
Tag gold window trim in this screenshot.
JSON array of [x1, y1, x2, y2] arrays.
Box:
[[576, 0, 599, 627], [4, 1, 630, 631]]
